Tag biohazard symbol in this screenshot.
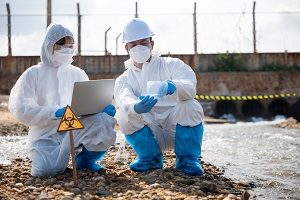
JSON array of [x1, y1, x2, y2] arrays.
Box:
[[57, 105, 84, 132]]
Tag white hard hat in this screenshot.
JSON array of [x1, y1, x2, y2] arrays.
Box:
[[122, 18, 154, 43]]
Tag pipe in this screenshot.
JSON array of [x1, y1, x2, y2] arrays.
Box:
[[241, 100, 263, 117], [215, 100, 237, 117]]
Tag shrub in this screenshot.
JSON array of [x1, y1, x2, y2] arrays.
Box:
[[213, 53, 245, 72]]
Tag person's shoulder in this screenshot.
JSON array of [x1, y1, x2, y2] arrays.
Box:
[[22, 64, 40, 75], [160, 56, 184, 65], [115, 70, 129, 82], [116, 70, 128, 78], [69, 64, 87, 74]]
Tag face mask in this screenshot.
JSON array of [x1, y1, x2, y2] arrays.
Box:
[[129, 45, 151, 64], [53, 48, 74, 66]]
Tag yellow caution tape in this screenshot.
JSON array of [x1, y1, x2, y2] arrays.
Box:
[[195, 93, 300, 101]]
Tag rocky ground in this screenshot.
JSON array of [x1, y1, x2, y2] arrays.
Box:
[[0, 154, 253, 200], [2, 94, 298, 200]]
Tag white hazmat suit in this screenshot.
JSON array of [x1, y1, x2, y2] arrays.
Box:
[[8, 24, 116, 177], [114, 53, 204, 151]]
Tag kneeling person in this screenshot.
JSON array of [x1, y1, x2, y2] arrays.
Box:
[[8, 24, 117, 177]]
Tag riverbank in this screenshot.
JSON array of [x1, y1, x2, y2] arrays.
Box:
[[0, 96, 255, 199], [0, 152, 252, 200]]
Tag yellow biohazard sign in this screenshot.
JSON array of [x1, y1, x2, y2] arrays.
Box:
[[57, 105, 84, 132]]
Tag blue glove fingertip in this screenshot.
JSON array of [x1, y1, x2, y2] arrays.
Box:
[[102, 104, 116, 117], [166, 80, 176, 95], [157, 81, 168, 97], [55, 107, 66, 118]]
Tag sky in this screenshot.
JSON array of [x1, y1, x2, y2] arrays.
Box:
[[0, 0, 300, 56]]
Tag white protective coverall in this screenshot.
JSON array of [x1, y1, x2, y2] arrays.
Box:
[[8, 24, 116, 176], [114, 53, 204, 151]]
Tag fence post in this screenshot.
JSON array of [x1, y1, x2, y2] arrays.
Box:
[[47, 0, 52, 27], [6, 3, 12, 56], [77, 3, 82, 68]]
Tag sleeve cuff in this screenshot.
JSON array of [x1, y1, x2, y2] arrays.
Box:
[[128, 102, 138, 115]]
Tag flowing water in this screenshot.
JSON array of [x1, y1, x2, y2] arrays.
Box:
[[202, 120, 300, 199], [1, 120, 299, 199]]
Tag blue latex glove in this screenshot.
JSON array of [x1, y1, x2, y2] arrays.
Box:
[[102, 104, 116, 117], [158, 80, 176, 97], [134, 95, 158, 114], [55, 107, 66, 118]]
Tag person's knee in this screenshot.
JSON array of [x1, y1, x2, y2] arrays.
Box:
[[30, 150, 66, 177], [172, 99, 204, 126], [31, 161, 66, 177], [176, 99, 200, 111]]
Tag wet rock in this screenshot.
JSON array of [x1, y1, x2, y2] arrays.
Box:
[[24, 179, 34, 186], [219, 189, 230, 194], [45, 177, 56, 185], [95, 190, 111, 196], [91, 176, 105, 182], [64, 181, 75, 188], [241, 190, 250, 200], [53, 184, 62, 189], [70, 187, 81, 195]]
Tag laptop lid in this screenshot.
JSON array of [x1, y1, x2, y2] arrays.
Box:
[[71, 79, 115, 116]]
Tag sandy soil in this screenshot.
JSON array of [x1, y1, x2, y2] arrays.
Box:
[[0, 95, 254, 199]]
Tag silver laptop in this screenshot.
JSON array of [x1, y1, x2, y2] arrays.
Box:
[[71, 79, 115, 116]]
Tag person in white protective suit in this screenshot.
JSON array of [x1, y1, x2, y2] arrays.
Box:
[[8, 24, 117, 177], [114, 18, 205, 176]]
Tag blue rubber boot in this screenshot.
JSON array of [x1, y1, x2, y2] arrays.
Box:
[[75, 145, 106, 172], [175, 123, 204, 176], [125, 126, 163, 172]]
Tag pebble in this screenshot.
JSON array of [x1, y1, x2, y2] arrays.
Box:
[[237, 181, 251, 188], [70, 187, 81, 195], [39, 191, 48, 200], [150, 183, 161, 188], [45, 178, 56, 185], [15, 182, 23, 189], [61, 196, 74, 200], [91, 176, 105, 181], [24, 180, 34, 186], [95, 190, 111, 196], [64, 181, 75, 187]]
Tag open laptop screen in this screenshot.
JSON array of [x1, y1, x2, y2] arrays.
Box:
[[71, 79, 115, 116]]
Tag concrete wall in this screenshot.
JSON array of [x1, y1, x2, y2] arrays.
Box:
[[1, 71, 299, 99], [197, 72, 300, 96], [1, 52, 300, 74]]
